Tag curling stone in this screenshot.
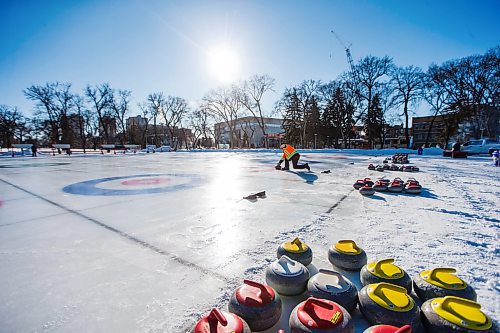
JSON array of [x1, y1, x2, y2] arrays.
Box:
[[289, 297, 354, 333], [328, 240, 367, 271], [363, 324, 412, 333], [354, 179, 366, 189], [388, 179, 404, 193], [373, 179, 388, 192], [404, 180, 422, 195], [421, 296, 497, 333], [358, 283, 423, 331], [192, 308, 251, 333], [363, 178, 374, 186], [413, 267, 477, 302], [228, 279, 282, 331], [368, 164, 376, 170], [277, 237, 313, 266], [265, 255, 310, 296], [360, 258, 412, 293], [359, 184, 375, 196], [307, 269, 358, 313]]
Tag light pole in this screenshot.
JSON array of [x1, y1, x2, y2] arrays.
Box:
[[326, 135, 330, 148], [314, 133, 317, 149]]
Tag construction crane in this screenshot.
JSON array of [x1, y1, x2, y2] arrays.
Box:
[[330, 29, 355, 75]]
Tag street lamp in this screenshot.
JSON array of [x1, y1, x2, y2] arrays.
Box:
[[314, 133, 318, 149]]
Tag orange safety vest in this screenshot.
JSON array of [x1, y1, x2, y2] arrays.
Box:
[[281, 144, 297, 160]]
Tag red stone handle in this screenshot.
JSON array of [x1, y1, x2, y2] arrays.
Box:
[[243, 279, 273, 303], [207, 308, 227, 327]]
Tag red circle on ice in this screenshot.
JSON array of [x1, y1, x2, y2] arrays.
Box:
[[121, 178, 169, 186]]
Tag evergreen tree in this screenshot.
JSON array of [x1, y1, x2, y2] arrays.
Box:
[[279, 88, 302, 145], [364, 94, 385, 148]]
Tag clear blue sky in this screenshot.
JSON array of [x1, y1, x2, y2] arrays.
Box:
[[1, 0, 499, 118]]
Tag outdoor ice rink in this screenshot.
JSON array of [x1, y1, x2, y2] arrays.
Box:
[[0, 151, 498, 332]]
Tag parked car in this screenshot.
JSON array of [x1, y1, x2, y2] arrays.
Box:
[[144, 145, 156, 153], [461, 139, 500, 155], [156, 146, 172, 152]]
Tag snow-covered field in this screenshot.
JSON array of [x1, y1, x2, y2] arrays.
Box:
[[0, 150, 498, 332]]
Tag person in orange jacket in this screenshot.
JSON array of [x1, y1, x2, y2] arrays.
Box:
[[276, 144, 310, 171]]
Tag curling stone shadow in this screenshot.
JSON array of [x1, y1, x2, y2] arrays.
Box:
[[420, 188, 439, 199], [288, 171, 319, 184], [364, 194, 386, 201]]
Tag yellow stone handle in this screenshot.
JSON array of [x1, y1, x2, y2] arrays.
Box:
[[429, 267, 456, 281], [337, 240, 360, 252], [441, 296, 481, 311], [292, 237, 304, 250], [372, 282, 407, 295], [373, 258, 395, 273]]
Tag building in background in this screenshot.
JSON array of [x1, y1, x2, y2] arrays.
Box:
[[214, 116, 284, 148]]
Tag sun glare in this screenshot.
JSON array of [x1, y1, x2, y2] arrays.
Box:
[[207, 44, 240, 84]]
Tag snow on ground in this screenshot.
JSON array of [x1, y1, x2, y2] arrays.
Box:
[[0, 150, 498, 332]]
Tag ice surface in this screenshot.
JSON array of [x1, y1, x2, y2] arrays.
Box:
[[0, 151, 498, 332]]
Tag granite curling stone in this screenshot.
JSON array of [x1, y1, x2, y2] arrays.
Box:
[[358, 282, 423, 332], [388, 178, 404, 193], [363, 324, 412, 333], [328, 240, 367, 271], [228, 279, 282, 331], [307, 269, 358, 313], [413, 267, 477, 302], [192, 308, 251, 333], [265, 255, 310, 296], [359, 184, 376, 196], [289, 297, 354, 333], [421, 296, 497, 333], [277, 237, 313, 266], [360, 258, 412, 294]]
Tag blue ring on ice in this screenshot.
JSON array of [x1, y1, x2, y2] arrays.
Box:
[[63, 173, 202, 196]]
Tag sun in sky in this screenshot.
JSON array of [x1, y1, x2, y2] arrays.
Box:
[[206, 44, 240, 84]]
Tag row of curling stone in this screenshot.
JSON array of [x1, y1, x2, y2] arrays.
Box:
[[191, 306, 411, 333], [353, 178, 422, 196], [368, 164, 419, 172], [193, 238, 495, 332], [358, 256, 494, 332], [278, 238, 494, 332]]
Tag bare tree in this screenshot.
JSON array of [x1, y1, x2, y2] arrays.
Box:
[[390, 65, 425, 147], [424, 66, 449, 147], [73, 95, 92, 152], [239, 74, 275, 148], [189, 107, 214, 148], [85, 83, 112, 144], [161, 96, 189, 146], [146, 93, 164, 146], [202, 85, 244, 148], [0, 105, 26, 147], [24, 82, 75, 144], [137, 102, 152, 147], [354, 56, 393, 124], [109, 89, 132, 144]]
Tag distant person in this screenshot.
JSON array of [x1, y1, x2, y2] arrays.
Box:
[[417, 146, 423, 155], [452, 141, 461, 152], [31, 143, 37, 157], [275, 144, 310, 171]]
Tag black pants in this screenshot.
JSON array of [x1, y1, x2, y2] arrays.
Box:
[[284, 153, 307, 169]]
